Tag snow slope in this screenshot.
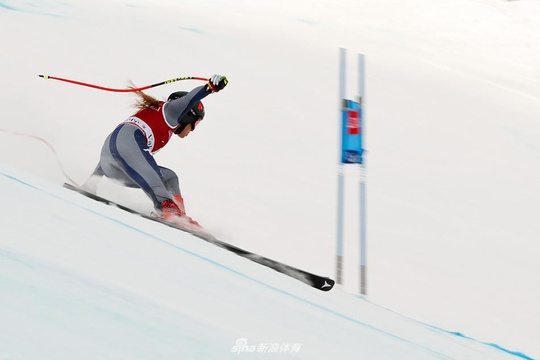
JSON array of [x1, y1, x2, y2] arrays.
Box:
[[0, 164, 529, 359], [1, 0, 539, 357]]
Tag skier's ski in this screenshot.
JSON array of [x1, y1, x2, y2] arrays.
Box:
[[63, 183, 335, 291]]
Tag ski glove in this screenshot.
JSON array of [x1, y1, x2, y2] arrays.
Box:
[[207, 74, 228, 92]]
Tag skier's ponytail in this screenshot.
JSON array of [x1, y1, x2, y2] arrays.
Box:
[[129, 81, 161, 110]]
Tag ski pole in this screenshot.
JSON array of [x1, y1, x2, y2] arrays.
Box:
[[38, 74, 209, 92]]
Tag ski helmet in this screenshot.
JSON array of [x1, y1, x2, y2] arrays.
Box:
[[168, 91, 205, 134]]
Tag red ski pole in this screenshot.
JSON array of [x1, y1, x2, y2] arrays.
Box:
[[38, 74, 209, 92]]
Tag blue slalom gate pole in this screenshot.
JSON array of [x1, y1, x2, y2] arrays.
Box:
[[358, 53, 367, 296], [336, 48, 346, 285], [336, 48, 367, 295]]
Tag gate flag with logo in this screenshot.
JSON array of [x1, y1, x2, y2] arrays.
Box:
[[341, 99, 363, 164]]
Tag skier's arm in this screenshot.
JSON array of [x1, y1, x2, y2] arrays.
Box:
[[164, 75, 228, 127], [164, 85, 211, 127]]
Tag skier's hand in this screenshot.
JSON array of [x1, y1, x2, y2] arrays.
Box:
[[207, 74, 228, 93]]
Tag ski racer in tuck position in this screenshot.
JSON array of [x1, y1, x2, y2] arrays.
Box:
[[83, 74, 228, 227]]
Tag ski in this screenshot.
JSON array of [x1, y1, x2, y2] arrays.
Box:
[[63, 183, 335, 291]]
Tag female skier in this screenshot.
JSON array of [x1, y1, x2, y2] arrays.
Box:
[[84, 74, 228, 225]]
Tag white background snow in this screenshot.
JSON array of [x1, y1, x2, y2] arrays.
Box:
[[1, 0, 539, 358]]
